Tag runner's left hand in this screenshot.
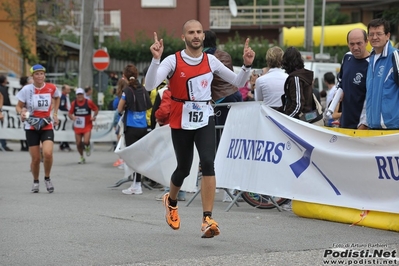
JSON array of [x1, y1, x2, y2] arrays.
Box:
[[243, 38, 255, 66]]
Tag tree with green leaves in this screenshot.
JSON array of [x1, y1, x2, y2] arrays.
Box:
[[2, 0, 38, 75], [35, 0, 78, 69], [382, 7, 399, 29], [105, 28, 185, 63]]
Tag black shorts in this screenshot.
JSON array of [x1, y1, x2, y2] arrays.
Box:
[[124, 126, 148, 146], [26, 130, 54, 147]]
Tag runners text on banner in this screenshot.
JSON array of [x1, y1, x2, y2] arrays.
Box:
[[162, 192, 180, 230], [201, 216, 220, 238]]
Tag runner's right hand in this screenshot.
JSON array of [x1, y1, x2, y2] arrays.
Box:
[[150, 32, 164, 60]]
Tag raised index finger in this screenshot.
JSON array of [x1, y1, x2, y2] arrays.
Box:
[[244, 38, 250, 48], [153, 32, 158, 42]]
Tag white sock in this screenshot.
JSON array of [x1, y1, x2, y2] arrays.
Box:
[[134, 182, 141, 189]]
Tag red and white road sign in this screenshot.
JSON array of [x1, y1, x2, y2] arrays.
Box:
[[92, 49, 110, 71]]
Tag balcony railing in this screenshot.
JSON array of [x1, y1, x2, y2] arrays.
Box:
[[0, 40, 23, 77], [71, 10, 121, 36], [210, 8, 232, 29], [210, 4, 305, 30]]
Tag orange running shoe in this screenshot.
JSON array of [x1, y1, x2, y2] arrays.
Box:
[[113, 158, 123, 167], [201, 216, 220, 238], [162, 192, 180, 230]]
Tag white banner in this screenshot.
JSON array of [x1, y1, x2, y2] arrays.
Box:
[[115, 125, 199, 192], [215, 102, 399, 214], [0, 106, 116, 142]]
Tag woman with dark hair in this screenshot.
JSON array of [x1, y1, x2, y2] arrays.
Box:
[[112, 78, 128, 168], [278, 46, 323, 126], [117, 64, 152, 195]]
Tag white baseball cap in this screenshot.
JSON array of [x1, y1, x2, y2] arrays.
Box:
[[76, 88, 85, 94]]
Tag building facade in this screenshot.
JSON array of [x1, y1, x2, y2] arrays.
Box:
[[326, 0, 398, 41], [104, 0, 210, 42], [0, 0, 36, 77]]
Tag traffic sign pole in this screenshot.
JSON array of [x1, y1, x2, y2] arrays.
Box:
[[92, 49, 110, 110]]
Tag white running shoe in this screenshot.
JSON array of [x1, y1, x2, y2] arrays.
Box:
[[122, 186, 143, 195], [44, 179, 54, 193], [31, 182, 39, 193], [78, 157, 86, 164]]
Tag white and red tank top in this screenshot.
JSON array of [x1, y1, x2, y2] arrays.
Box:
[[16, 83, 60, 130], [168, 51, 213, 129]]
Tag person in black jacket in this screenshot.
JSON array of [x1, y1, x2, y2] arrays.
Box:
[[278, 47, 323, 126]]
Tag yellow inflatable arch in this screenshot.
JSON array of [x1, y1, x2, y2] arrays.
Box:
[[283, 23, 373, 51]]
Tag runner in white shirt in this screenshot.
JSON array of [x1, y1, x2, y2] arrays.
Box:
[[145, 19, 255, 238], [15, 64, 60, 193]]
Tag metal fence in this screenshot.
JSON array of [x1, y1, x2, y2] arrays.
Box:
[[210, 4, 305, 30]]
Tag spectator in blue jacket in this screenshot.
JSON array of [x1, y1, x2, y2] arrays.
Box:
[[365, 18, 399, 129]]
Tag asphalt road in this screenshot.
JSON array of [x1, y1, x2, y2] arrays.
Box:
[[1, 141, 398, 266]]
